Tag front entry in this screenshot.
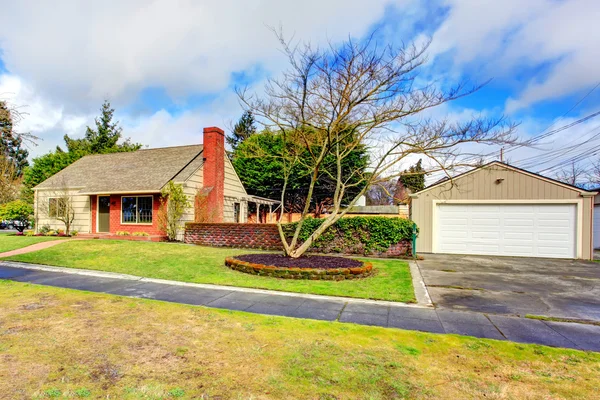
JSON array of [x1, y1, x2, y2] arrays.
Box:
[[98, 196, 110, 233]]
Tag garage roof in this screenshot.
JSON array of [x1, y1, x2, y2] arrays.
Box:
[[415, 161, 597, 196]]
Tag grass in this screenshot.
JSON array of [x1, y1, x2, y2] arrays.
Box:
[[525, 314, 600, 327], [0, 281, 598, 399], [2, 240, 415, 302], [0, 234, 69, 253]]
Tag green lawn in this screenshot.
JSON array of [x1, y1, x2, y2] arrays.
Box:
[[3, 239, 416, 302], [0, 281, 598, 399], [0, 234, 68, 253]]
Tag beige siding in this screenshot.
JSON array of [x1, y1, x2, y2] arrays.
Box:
[[175, 164, 203, 240], [411, 163, 595, 259], [34, 189, 91, 233], [223, 156, 248, 223]]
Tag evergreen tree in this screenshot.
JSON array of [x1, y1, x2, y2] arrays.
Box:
[[0, 101, 29, 177], [227, 111, 256, 151], [394, 159, 426, 204], [62, 100, 141, 155]]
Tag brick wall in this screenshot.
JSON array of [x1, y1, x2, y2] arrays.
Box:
[[91, 193, 164, 235], [184, 223, 412, 257], [110, 194, 164, 235], [185, 223, 283, 250]]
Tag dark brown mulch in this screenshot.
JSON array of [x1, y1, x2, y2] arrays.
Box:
[[233, 254, 362, 270]]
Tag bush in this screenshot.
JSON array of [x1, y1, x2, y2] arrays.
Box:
[[24, 230, 35, 236], [46, 230, 57, 236], [115, 231, 130, 236], [39, 224, 51, 234], [283, 217, 416, 255], [71, 230, 78, 237], [132, 231, 149, 237]]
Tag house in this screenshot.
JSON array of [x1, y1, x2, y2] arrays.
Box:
[[410, 161, 597, 260], [33, 126, 278, 239]]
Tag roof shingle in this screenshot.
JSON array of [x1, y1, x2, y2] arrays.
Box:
[[34, 145, 204, 193]]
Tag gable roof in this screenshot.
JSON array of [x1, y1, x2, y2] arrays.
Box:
[[34, 145, 203, 194], [414, 161, 597, 196]]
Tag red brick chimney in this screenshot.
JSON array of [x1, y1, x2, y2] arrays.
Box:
[[203, 126, 225, 222]]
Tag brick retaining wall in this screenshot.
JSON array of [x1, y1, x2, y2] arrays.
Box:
[[185, 223, 283, 250], [184, 222, 413, 257]]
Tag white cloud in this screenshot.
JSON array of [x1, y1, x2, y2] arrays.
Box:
[[0, 0, 401, 110], [429, 0, 600, 112]]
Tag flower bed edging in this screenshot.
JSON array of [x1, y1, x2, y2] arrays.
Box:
[[224, 257, 373, 280]]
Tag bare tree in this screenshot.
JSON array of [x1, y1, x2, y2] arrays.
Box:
[[238, 32, 517, 258], [366, 179, 396, 205], [0, 156, 21, 204], [556, 162, 587, 188]]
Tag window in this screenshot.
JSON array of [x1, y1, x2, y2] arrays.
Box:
[[234, 202, 241, 223], [121, 196, 153, 224], [48, 198, 67, 218]]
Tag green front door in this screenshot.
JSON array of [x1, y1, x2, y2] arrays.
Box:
[[98, 196, 110, 233]]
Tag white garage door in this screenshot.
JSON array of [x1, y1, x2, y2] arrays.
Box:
[[436, 204, 577, 259], [594, 205, 600, 249]]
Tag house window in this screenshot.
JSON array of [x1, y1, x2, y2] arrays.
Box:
[[234, 203, 241, 223], [48, 198, 67, 218], [121, 196, 153, 224]]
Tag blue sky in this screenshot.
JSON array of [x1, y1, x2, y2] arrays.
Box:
[[0, 0, 599, 182]]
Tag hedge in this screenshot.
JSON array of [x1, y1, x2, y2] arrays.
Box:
[[283, 216, 417, 255]]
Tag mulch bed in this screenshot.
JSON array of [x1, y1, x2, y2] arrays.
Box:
[[234, 254, 362, 270]]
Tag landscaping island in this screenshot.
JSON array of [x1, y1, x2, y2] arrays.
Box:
[[225, 254, 373, 280]]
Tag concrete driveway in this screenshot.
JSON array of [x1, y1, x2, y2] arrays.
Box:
[[417, 254, 600, 322]]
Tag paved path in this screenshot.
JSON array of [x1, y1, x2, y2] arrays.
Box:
[[0, 239, 74, 258], [0, 261, 598, 352]]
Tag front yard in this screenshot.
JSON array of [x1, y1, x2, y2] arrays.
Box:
[[2, 239, 415, 302], [0, 234, 68, 253], [0, 281, 598, 399]]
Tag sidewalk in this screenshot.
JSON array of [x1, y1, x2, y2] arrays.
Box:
[[1, 261, 598, 352]]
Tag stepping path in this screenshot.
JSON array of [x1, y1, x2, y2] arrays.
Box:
[[0, 261, 598, 352], [0, 239, 79, 258]]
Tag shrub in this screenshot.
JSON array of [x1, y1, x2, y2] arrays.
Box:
[[283, 216, 416, 255], [57, 229, 65, 235], [39, 224, 51, 234], [24, 230, 35, 236], [71, 230, 78, 237], [115, 231, 130, 236], [46, 230, 57, 236], [158, 181, 190, 241], [132, 231, 149, 237]]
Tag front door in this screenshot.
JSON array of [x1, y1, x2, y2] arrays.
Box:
[[98, 196, 110, 233]]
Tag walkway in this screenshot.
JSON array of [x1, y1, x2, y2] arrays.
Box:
[[0, 261, 598, 352], [0, 239, 76, 258]]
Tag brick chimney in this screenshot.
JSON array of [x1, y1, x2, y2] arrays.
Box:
[[202, 126, 225, 222]]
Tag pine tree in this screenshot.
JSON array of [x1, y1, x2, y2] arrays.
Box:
[[0, 101, 29, 177], [394, 159, 426, 204], [227, 111, 256, 151], [63, 100, 141, 155]]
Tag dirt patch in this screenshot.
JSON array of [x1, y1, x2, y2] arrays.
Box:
[[234, 254, 361, 269]]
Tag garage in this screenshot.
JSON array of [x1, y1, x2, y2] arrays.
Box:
[[411, 162, 596, 260], [594, 202, 600, 249], [436, 203, 576, 258]]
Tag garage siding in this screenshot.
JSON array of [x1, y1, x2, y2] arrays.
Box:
[[411, 164, 594, 259]]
